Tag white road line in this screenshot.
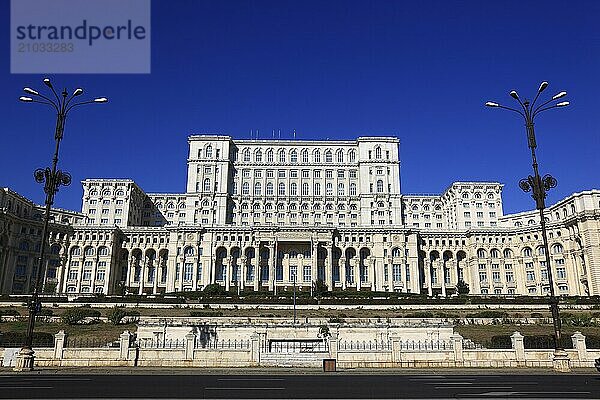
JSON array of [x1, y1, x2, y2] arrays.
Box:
[[0, 386, 53, 389], [205, 387, 285, 390], [217, 378, 285, 381], [436, 386, 513, 390]]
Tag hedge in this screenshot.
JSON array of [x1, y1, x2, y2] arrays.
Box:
[[0, 331, 54, 347], [61, 307, 101, 325]]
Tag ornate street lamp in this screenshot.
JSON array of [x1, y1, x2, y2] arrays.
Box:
[[486, 81, 571, 371], [14, 78, 107, 371]]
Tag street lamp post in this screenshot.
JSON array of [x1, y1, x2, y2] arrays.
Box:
[[486, 81, 571, 372], [13, 78, 107, 372]]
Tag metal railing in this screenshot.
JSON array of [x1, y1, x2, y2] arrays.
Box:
[[399, 339, 452, 351], [339, 340, 391, 351], [268, 339, 329, 353], [197, 339, 251, 350], [136, 338, 186, 349], [65, 338, 117, 348]]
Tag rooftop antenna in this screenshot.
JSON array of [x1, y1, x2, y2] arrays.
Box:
[[293, 129, 296, 140], [249, 129, 253, 140], [278, 129, 281, 139], [272, 129, 275, 139], [256, 129, 259, 140]]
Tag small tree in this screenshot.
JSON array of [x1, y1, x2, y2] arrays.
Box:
[[203, 283, 226, 296], [313, 279, 329, 298], [456, 279, 470, 295], [107, 306, 127, 325]]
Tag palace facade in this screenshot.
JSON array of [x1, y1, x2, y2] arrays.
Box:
[[1, 135, 599, 297]]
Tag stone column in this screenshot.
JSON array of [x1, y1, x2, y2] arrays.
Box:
[[254, 244, 260, 291], [152, 256, 159, 295], [311, 240, 318, 287], [54, 330, 66, 360], [185, 331, 196, 361], [341, 255, 347, 290], [571, 331, 587, 362], [370, 257, 376, 291], [119, 330, 132, 361], [224, 256, 231, 292], [451, 333, 463, 364], [440, 260, 447, 297], [269, 242, 276, 291], [325, 241, 333, 290], [426, 261, 433, 296], [138, 257, 147, 295], [511, 331, 525, 365], [240, 256, 247, 290]]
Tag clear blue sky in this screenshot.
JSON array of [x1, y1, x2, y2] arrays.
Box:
[[1, 0, 598, 214]]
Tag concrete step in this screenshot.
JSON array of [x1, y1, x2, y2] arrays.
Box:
[[260, 352, 329, 367]]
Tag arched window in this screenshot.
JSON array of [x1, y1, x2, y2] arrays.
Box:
[[278, 183, 285, 196], [314, 150, 321, 163], [243, 148, 250, 162], [490, 249, 499, 258], [537, 246, 546, 256], [98, 246, 109, 256], [70, 246, 81, 256], [314, 183, 321, 196], [375, 146, 382, 159], [326, 183, 333, 196], [462, 192, 469, 199], [254, 182, 262, 196], [349, 183, 357, 196], [523, 247, 532, 257], [242, 182, 250, 195], [265, 203, 273, 210], [348, 150, 356, 162], [102, 189, 111, 196], [338, 183, 345, 196], [184, 246, 194, 256], [266, 182, 274, 195], [116, 190, 124, 196], [205, 145, 213, 158], [487, 193, 494, 199], [376, 180, 384, 192], [552, 243, 564, 254], [266, 149, 274, 163], [290, 183, 297, 196], [528, 219, 535, 225], [475, 192, 482, 199], [503, 248, 513, 258], [290, 149, 298, 163], [392, 248, 401, 257], [325, 150, 333, 163], [302, 183, 309, 196], [84, 247, 95, 256], [255, 150, 262, 162], [203, 178, 211, 192], [50, 244, 61, 255], [301, 149, 309, 163], [477, 248, 486, 258], [336, 150, 344, 163], [278, 149, 286, 163]]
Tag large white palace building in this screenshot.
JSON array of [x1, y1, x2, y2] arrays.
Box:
[[1, 135, 599, 297]]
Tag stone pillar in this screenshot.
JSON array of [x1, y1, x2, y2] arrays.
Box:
[[451, 333, 463, 364], [391, 338, 401, 364], [269, 242, 276, 291], [552, 349, 571, 372], [54, 330, 66, 360], [119, 330, 133, 360], [224, 257, 231, 292], [13, 348, 35, 372], [440, 261, 447, 297], [341, 256, 347, 290], [328, 331, 339, 359], [250, 333, 260, 365], [240, 256, 247, 290], [185, 332, 196, 361], [511, 331, 525, 364], [253, 244, 260, 291], [138, 257, 147, 295], [571, 331, 587, 361], [311, 240, 318, 288], [325, 241, 333, 290]]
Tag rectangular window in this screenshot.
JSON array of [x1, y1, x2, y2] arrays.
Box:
[[303, 265, 311, 282], [392, 264, 401, 282], [505, 271, 514, 282], [184, 263, 193, 281], [479, 272, 487, 282]]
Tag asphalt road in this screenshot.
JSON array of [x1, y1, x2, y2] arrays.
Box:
[[0, 373, 599, 399]]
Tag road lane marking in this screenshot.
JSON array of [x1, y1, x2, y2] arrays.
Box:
[[217, 378, 285, 381], [205, 387, 285, 390]]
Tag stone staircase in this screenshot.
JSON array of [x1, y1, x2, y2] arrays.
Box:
[[259, 351, 329, 367]]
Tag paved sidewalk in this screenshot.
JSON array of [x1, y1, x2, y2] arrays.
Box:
[[2, 366, 598, 375]]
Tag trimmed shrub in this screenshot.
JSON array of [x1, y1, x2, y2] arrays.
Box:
[[107, 306, 127, 325], [0, 331, 54, 347], [61, 307, 101, 325], [489, 335, 512, 349], [189, 310, 223, 317], [465, 311, 508, 319], [0, 308, 20, 317]]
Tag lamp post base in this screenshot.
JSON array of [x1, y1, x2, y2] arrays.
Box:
[[13, 347, 35, 372], [552, 349, 571, 373]]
